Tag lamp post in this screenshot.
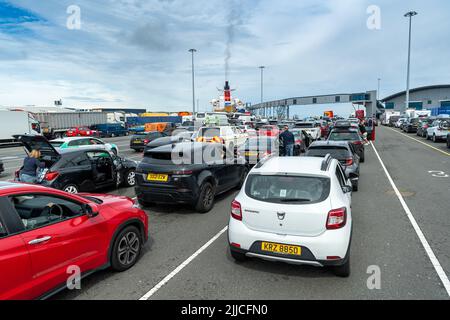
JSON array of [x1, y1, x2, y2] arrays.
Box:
[[259, 66, 265, 116], [377, 78, 381, 100], [404, 11, 418, 111], [189, 49, 197, 119]]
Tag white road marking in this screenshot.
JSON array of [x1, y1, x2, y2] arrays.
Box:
[[139, 226, 228, 300], [387, 127, 450, 156], [371, 142, 450, 296]]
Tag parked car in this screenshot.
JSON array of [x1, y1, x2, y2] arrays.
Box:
[[417, 118, 434, 137], [258, 125, 280, 137], [66, 126, 98, 137], [0, 181, 148, 300], [403, 118, 420, 133], [50, 137, 119, 155], [90, 123, 128, 138], [143, 133, 192, 153], [194, 126, 248, 151], [0, 159, 4, 175], [130, 131, 169, 152], [395, 118, 407, 129], [426, 119, 450, 142], [327, 127, 365, 162], [294, 122, 321, 141], [135, 142, 248, 213], [14, 135, 137, 194], [388, 116, 401, 127], [290, 129, 310, 155], [237, 137, 280, 165], [305, 141, 360, 191], [447, 133, 450, 148], [228, 155, 353, 277]]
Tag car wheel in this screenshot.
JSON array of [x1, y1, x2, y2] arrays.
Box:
[[63, 184, 79, 194], [426, 132, 430, 140], [124, 170, 136, 187], [236, 167, 249, 189], [360, 152, 365, 163], [230, 249, 247, 262], [433, 134, 437, 143], [195, 182, 215, 213], [352, 182, 359, 192], [110, 226, 142, 272], [332, 256, 350, 277], [112, 148, 118, 156]]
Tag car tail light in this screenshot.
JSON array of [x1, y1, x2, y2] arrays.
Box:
[[172, 170, 193, 176], [345, 158, 353, 166], [327, 256, 341, 260], [231, 243, 241, 248], [231, 200, 242, 221], [353, 140, 363, 145], [326, 207, 347, 230], [295, 139, 302, 144], [143, 139, 150, 144], [44, 171, 59, 181]]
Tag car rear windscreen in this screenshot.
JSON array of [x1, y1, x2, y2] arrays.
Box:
[[328, 131, 360, 141], [245, 175, 330, 204], [295, 123, 314, 128], [306, 147, 350, 159], [200, 128, 220, 137]]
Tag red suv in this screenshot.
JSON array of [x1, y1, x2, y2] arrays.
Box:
[[0, 182, 148, 300], [66, 126, 98, 137]]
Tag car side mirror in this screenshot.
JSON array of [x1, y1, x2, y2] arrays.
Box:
[[83, 203, 99, 218], [342, 186, 352, 194]]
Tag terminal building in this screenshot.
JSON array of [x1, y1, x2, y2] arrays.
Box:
[[381, 84, 450, 113]]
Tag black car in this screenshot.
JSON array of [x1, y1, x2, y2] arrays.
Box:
[[447, 133, 450, 148], [14, 135, 137, 194], [130, 131, 169, 152], [327, 128, 365, 162], [144, 133, 192, 153], [237, 137, 280, 165], [0, 159, 4, 175], [403, 118, 420, 133], [417, 118, 435, 137], [305, 141, 360, 191], [136, 142, 248, 213]]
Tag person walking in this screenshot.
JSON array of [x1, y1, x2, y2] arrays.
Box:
[[279, 126, 295, 157], [19, 149, 45, 183]]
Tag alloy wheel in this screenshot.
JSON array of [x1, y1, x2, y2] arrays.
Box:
[[117, 231, 140, 266], [203, 185, 214, 207], [64, 185, 78, 194], [127, 171, 136, 186]]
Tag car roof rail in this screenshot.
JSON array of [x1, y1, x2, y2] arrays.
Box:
[[321, 154, 332, 171]]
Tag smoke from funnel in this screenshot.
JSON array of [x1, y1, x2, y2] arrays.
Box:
[[224, 0, 241, 81]]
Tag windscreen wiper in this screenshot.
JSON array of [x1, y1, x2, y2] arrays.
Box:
[[279, 198, 311, 203]]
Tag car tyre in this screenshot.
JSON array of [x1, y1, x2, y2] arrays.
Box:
[[236, 167, 249, 189], [195, 182, 215, 213], [433, 134, 438, 143], [110, 226, 142, 272], [332, 256, 350, 278], [360, 152, 365, 163], [138, 199, 153, 208], [352, 182, 358, 192], [124, 170, 136, 187], [230, 249, 247, 262], [63, 184, 79, 194]]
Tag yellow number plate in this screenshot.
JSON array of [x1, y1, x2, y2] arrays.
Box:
[[147, 173, 169, 182], [245, 152, 258, 156], [134, 140, 142, 143], [261, 242, 302, 256]]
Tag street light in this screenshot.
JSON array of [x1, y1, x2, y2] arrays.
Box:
[[259, 66, 265, 116], [189, 49, 197, 119], [377, 78, 381, 100], [404, 11, 418, 111]]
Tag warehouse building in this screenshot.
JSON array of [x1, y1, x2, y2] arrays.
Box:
[[381, 84, 450, 112]]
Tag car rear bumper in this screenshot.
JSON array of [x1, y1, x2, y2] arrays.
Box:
[[228, 217, 352, 266], [135, 175, 199, 204]]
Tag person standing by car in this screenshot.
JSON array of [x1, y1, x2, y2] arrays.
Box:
[[19, 149, 45, 183], [359, 120, 369, 144], [279, 126, 295, 157]]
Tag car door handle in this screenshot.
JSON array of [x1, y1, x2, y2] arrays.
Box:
[[28, 236, 52, 245]]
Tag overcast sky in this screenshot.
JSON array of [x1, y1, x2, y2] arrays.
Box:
[[0, 0, 449, 117]]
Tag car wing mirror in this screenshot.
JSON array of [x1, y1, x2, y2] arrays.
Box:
[[342, 186, 352, 194], [83, 203, 99, 218]]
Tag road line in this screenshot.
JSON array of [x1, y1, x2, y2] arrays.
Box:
[[386, 127, 450, 156], [371, 142, 450, 296], [139, 226, 228, 300]]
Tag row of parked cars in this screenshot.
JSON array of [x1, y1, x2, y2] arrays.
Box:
[[0, 117, 368, 299], [394, 116, 450, 147]]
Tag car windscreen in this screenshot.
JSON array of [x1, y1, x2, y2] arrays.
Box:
[[306, 146, 350, 159], [440, 121, 450, 129], [200, 128, 220, 137], [50, 141, 64, 147], [245, 175, 330, 204], [328, 131, 360, 141]]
